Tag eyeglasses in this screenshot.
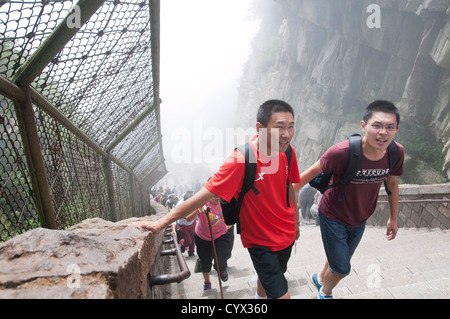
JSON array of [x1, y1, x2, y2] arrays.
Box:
[[365, 121, 398, 132]]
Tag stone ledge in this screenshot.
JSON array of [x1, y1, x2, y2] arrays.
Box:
[[0, 204, 168, 299], [378, 183, 450, 196], [372, 184, 450, 229]]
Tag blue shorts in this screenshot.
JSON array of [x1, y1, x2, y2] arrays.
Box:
[[319, 212, 366, 276]]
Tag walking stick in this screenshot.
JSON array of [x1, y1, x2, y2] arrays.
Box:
[[206, 206, 224, 299]]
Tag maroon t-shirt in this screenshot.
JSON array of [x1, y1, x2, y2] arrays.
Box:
[[319, 139, 404, 227]]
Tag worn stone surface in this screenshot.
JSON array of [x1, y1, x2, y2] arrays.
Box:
[[170, 225, 450, 299], [0, 202, 168, 299]]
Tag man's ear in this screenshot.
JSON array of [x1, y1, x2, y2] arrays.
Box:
[[360, 120, 367, 133], [256, 122, 264, 134]]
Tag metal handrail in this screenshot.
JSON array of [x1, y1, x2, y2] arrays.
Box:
[[149, 227, 191, 286]]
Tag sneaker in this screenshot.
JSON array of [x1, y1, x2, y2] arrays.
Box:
[[220, 269, 228, 282], [311, 273, 322, 291], [318, 287, 333, 299], [203, 282, 211, 290]]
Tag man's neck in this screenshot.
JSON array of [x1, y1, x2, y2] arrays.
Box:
[[252, 137, 279, 158], [362, 137, 387, 161]]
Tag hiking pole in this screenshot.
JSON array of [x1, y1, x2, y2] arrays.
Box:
[[206, 206, 224, 299]]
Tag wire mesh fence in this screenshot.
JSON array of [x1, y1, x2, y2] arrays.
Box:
[[0, 0, 166, 242], [1, 95, 40, 240]]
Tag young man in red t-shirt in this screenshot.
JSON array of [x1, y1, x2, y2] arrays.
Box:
[[297, 100, 404, 299], [133, 100, 301, 299]]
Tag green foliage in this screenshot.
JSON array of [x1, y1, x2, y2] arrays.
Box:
[[149, 204, 156, 216], [0, 208, 41, 242], [396, 122, 445, 173]]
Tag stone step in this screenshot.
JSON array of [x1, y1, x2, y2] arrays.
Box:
[[166, 225, 450, 299]]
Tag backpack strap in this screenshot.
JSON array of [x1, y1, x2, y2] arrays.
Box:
[[236, 143, 259, 198], [235, 143, 258, 233], [285, 145, 292, 207], [316, 134, 362, 201], [384, 141, 398, 196], [235, 143, 293, 218], [338, 134, 363, 201]]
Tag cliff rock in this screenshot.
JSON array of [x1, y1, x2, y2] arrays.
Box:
[[237, 0, 450, 183]]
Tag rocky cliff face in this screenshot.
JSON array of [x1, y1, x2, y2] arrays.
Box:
[[236, 0, 450, 184]]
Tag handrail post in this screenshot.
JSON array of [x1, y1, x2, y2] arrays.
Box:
[[149, 227, 191, 286], [104, 156, 117, 222], [12, 86, 57, 229], [129, 173, 137, 217]]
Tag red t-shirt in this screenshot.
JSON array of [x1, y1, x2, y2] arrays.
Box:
[[319, 139, 404, 227], [205, 140, 300, 251]]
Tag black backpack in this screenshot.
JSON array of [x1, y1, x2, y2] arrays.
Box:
[[309, 134, 398, 201], [221, 143, 293, 234]]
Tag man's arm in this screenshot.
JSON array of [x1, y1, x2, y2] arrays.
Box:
[[294, 160, 323, 192], [131, 186, 215, 234], [185, 209, 199, 222], [385, 175, 399, 240]]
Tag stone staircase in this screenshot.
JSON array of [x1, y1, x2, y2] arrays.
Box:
[[166, 225, 450, 299]]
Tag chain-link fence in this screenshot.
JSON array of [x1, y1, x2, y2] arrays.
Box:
[[0, 0, 166, 242]]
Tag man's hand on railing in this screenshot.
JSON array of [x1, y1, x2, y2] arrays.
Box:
[[130, 187, 216, 235]]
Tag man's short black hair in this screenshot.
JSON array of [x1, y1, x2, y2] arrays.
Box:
[[257, 100, 295, 127], [363, 100, 400, 125]]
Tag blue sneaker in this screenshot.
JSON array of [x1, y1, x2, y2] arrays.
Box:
[[311, 273, 322, 291], [318, 287, 333, 299]]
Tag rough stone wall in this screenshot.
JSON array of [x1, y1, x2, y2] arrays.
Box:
[[0, 202, 170, 299], [368, 183, 450, 229], [236, 0, 450, 183]]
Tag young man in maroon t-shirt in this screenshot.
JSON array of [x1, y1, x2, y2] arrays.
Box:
[[297, 100, 404, 299]]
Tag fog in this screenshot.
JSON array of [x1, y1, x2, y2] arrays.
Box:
[[158, 0, 259, 189]]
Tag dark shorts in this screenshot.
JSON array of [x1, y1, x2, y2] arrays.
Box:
[[248, 242, 294, 299]]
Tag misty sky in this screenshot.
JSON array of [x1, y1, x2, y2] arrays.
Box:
[[158, 0, 259, 188]]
